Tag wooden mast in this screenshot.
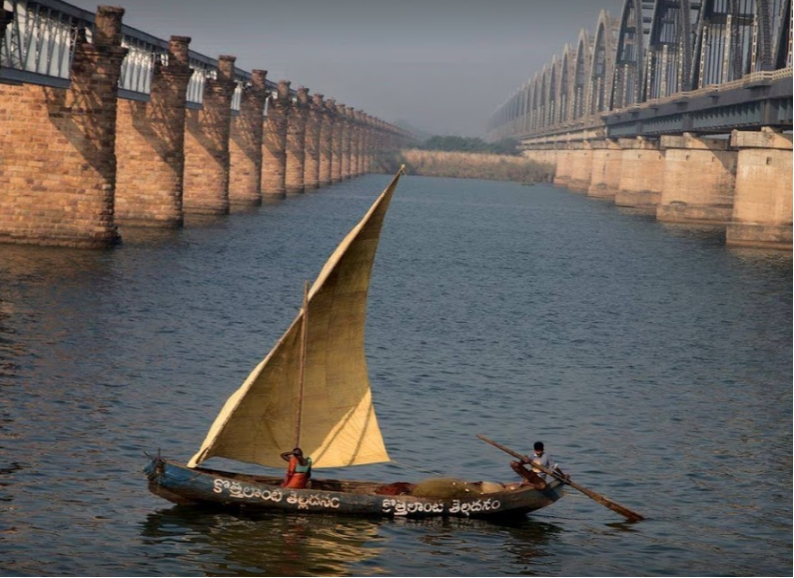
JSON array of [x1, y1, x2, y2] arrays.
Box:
[[294, 281, 310, 448]]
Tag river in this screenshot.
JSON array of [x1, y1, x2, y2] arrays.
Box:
[[0, 175, 791, 576]]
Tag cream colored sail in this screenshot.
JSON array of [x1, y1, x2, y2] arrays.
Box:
[[188, 169, 405, 470]]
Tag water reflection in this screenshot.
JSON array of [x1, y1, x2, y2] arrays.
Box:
[[141, 507, 383, 577], [657, 222, 726, 244]]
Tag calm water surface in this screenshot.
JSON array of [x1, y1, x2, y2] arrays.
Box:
[[0, 176, 791, 576]]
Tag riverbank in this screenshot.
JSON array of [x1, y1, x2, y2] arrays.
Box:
[[375, 149, 553, 184]]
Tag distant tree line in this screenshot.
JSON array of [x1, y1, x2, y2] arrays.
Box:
[[418, 136, 521, 156]]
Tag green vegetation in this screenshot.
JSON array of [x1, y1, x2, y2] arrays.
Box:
[[375, 149, 553, 185], [418, 136, 521, 156]]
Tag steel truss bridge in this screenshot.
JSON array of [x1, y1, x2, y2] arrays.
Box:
[[486, 0, 792, 143]]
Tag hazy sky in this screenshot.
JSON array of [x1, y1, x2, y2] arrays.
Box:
[[71, 0, 625, 136]]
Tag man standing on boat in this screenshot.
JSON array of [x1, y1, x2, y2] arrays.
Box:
[[510, 441, 567, 490], [280, 448, 313, 489]]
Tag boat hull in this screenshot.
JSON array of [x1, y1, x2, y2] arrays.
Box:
[[144, 458, 564, 519]]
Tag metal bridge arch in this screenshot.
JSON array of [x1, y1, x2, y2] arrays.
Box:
[[775, 0, 791, 67], [692, 0, 775, 88], [589, 10, 617, 115], [558, 44, 574, 123], [572, 29, 591, 120], [547, 57, 560, 126], [644, 0, 701, 100], [539, 65, 550, 129], [612, 0, 654, 107]]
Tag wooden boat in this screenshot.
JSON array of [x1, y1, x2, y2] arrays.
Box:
[[144, 168, 565, 519]]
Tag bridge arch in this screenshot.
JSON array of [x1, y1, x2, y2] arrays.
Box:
[[555, 44, 574, 123], [644, 0, 701, 100], [589, 10, 617, 115], [775, 0, 792, 68], [572, 29, 591, 121], [612, 0, 653, 108], [692, 0, 780, 88], [548, 57, 560, 127], [530, 72, 541, 130], [539, 65, 550, 130]]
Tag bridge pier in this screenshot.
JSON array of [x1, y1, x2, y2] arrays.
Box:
[[727, 128, 793, 250], [115, 36, 192, 227], [0, 6, 126, 248], [303, 93, 323, 190], [567, 142, 593, 192], [286, 87, 310, 194], [319, 98, 336, 186], [351, 110, 363, 178], [229, 69, 268, 207], [183, 55, 236, 215], [587, 139, 621, 199], [261, 80, 291, 199], [657, 134, 737, 225], [331, 103, 345, 183], [616, 137, 664, 210], [552, 145, 572, 188], [341, 106, 353, 180]]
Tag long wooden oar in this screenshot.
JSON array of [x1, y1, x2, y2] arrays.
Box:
[[477, 434, 645, 522]]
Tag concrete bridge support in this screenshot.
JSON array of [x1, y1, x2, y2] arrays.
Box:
[[261, 80, 291, 199], [727, 128, 793, 249], [523, 148, 555, 176], [285, 87, 309, 194], [319, 99, 336, 186], [587, 139, 621, 199], [331, 103, 344, 183], [0, 7, 127, 248], [352, 111, 363, 177], [303, 93, 323, 190], [567, 142, 593, 192], [552, 145, 573, 188], [229, 69, 268, 207], [616, 137, 664, 209], [115, 36, 192, 227], [183, 55, 236, 215], [657, 134, 737, 225], [340, 106, 353, 180]]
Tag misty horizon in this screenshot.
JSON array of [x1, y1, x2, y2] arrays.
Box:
[[68, 0, 624, 137]]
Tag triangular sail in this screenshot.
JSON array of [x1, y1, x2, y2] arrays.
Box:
[[188, 169, 405, 469]]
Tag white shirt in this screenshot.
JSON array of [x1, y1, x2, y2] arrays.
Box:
[[529, 452, 557, 480]]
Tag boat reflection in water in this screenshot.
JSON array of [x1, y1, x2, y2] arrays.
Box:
[[140, 506, 384, 577], [140, 505, 565, 576]]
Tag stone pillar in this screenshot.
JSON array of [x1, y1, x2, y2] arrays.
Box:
[[303, 93, 323, 190], [261, 80, 291, 199], [349, 111, 359, 177], [588, 139, 621, 199], [726, 128, 792, 249], [567, 142, 593, 192], [340, 105, 352, 180], [331, 102, 345, 183], [553, 144, 573, 187], [318, 98, 336, 186], [615, 137, 664, 209], [285, 86, 309, 194], [356, 111, 367, 176], [657, 133, 737, 224], [0, 6, 127, 248], [362, 115, 373, 174], [115, 36, 192, 227], [229, 69, 268, 207], [183, 55, 236, 215]]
